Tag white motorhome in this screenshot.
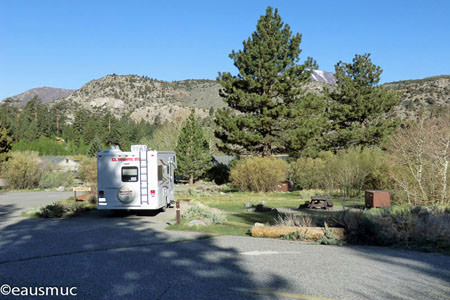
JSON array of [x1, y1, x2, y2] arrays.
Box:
[[97, 145, 176, 210]]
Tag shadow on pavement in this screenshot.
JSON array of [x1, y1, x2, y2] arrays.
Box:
[[0, 215, 288, 299], [0, 204, 17, 218]]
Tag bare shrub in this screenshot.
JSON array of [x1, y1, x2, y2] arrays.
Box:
[[230, 157, 288, 192], [1, 151, 43, 189], [388, 112, 450, 206]]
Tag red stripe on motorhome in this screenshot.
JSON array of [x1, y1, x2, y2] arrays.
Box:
[[111, 158, 140, 161]]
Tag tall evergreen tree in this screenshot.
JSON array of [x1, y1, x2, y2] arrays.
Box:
[[0, 121, 12, 163], [215, 6, 317, 156], [175, 113, 212, 184], [88, 137, 104, 157], [72, 109, 89, 145], [326, 53, 400, 150]]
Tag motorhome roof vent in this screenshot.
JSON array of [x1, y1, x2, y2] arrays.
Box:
[[131, 145, 148, 152]]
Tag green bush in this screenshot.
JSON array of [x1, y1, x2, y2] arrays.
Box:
[[12, 136, 70, 156], [230, 157, 288, 192], [289, 147, 389, 196], [38, 200, 93, 218], [39, 170, 75, 188], [1, 151, 43, 189], [289, 155, 327, 190], [39, 202, 66, 218], [78, 157, 97, 185]]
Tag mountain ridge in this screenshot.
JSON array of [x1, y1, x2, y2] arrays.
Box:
[[3, 71, 449, 123], [5, 86, 74, 105]]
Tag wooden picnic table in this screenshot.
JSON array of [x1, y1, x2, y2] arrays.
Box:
[[307, 195, 333, 209]]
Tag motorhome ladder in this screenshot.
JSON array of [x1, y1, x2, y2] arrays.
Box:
[[139, 151, 149, 204]]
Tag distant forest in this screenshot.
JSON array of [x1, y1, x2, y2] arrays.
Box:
[[0, 96, 157, 155]]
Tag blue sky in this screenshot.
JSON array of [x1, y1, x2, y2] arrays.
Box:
[[1, 0, 449, 99]]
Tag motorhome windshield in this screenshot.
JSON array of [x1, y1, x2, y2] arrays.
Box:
[[122, 167, 138, 182]]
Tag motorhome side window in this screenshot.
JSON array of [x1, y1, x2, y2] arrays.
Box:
[[122, 167, 138, 182], [158, 165, 163, 181]]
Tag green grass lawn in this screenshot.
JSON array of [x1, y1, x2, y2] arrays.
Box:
[[167, 190, 365, 236]]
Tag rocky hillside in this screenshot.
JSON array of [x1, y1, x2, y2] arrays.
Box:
[[53, 70, 336, 123], [383, 75, 450, 118], [7, 71, 449, 124], [55, 75, 223, 123], [6, 87, 74, 105]]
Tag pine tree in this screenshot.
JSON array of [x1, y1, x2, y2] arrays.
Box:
[[326, 53, 400, 150], [72, 109, 88, 145], [88, 137, 104, 157], [215, 6, 317, 156], [175, 113, 212, 184], [0, 121, 12, 163]]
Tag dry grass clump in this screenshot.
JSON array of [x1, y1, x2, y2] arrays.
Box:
[[275, 214, 313, 227]]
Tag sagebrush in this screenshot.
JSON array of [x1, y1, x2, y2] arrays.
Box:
[[39, 170, 75, 188], [329, 207, 450, 251], [181, 203, 227, 224]]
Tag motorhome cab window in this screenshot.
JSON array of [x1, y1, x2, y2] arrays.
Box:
[[122, 167, 138, 182]]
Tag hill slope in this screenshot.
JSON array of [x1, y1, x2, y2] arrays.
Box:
[[54, 70, 336, 123], [5, 72, 449, 123], [383, 75, 450, 118], [55, 75, 223, 123], [6, 87, 74, 105]]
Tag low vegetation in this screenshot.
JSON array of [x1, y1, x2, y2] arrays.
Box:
[[388, 112, 450, 206], [1, 151, 43, 189], [169, 190, 450, 253], [0, 151, 81, 190], [181, 203, 227, 224], [39, 170, 74, 188], [78, 157, 97, 190], [289, 147, 389, 197], [230, 157, 288, 192], [24, 197, 96, 218], [329, 207, 450, 252]]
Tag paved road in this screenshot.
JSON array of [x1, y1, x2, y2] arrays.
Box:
[[0, 191, 73, 219], [0, 192, 449, 300]]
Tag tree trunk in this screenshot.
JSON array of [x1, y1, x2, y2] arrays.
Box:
[[189, 174, 194, 185], [262, 143, 272, 157]]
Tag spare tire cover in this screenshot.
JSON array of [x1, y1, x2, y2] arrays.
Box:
[[117, 185, 135, 204]]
